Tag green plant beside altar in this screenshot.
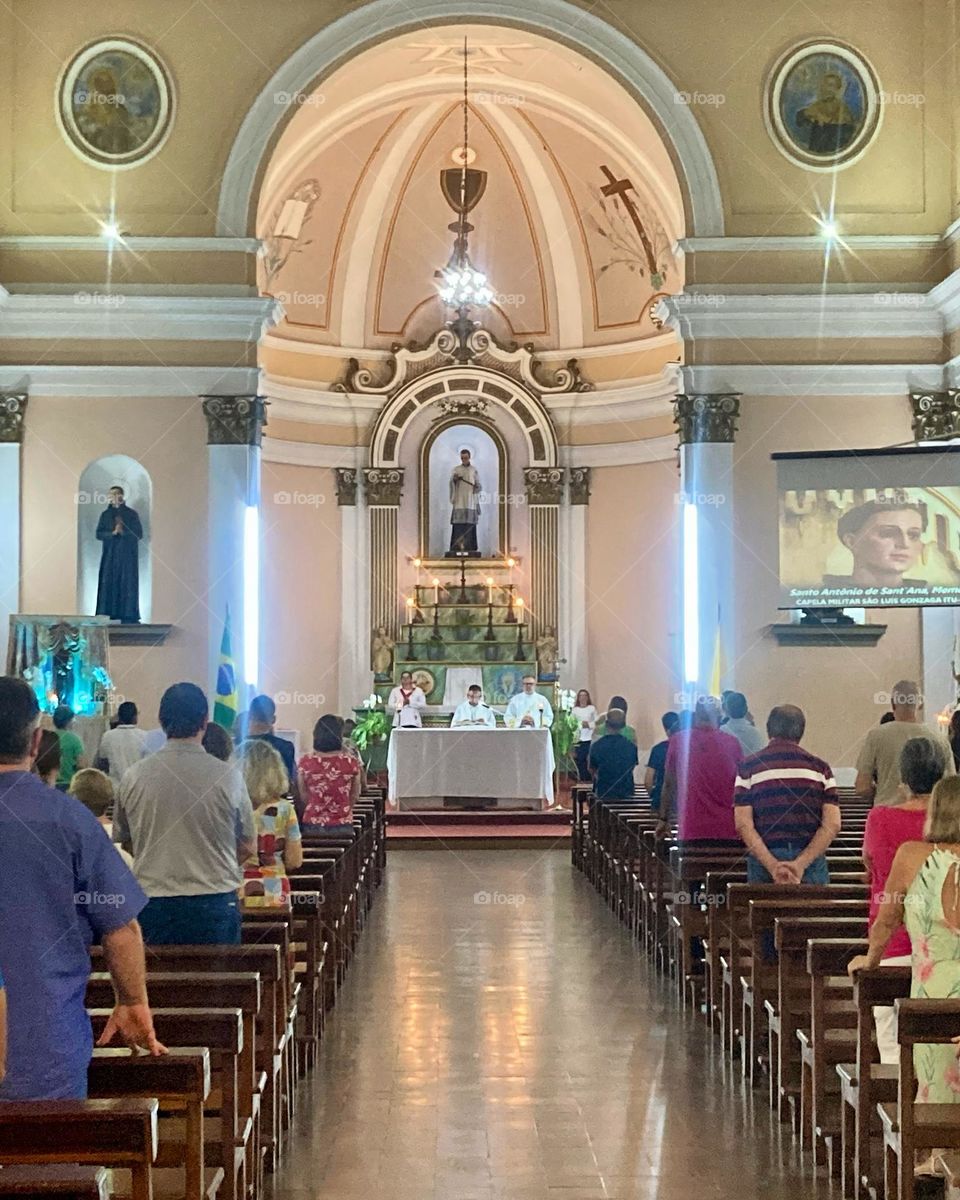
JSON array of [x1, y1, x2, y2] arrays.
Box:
[[551, 689, 581, 777], [352, 693, 389, 764]]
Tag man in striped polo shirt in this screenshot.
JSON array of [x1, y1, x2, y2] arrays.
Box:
[[734, 704, 841, 885]]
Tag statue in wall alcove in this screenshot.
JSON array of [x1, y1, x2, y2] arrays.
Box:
[[536, 626, 560, 680], [95, 486, 143, 623], [447, 448, 482, 557], [371, 626, 394, 680]]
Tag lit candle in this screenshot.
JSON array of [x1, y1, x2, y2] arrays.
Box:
[[516, 596, 524, 616], [486, 576, 494, 605], [432, 577, 440, 605], [405, 596, 414, 613]]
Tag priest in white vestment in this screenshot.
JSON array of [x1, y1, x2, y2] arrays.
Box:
[[449, 448, 482, 555], [387, 670, 427, 728], [504, 674, 554, 728], [450, 684, 497, 728]]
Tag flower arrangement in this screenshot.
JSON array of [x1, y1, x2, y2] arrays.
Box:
[[353, 695, 389, 754]]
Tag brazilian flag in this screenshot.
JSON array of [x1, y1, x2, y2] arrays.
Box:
[[213, 605, 238, 731]]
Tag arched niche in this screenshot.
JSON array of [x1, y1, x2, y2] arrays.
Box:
[[76, 455, 153, 622], [421, 418, 508, 559]]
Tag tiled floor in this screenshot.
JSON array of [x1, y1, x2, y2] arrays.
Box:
[[272, 849, 827, 1199]]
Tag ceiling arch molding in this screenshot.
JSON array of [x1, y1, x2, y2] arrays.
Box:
[[218, 0, 724, 239]]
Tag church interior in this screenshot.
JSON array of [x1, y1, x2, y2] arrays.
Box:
[[4, 0, 960, 1196]]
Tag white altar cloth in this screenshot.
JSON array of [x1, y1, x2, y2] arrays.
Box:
[[387, 727, 554, 808]]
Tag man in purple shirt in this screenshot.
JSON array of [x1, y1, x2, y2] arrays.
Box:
[[0, 677, 164, 1100]]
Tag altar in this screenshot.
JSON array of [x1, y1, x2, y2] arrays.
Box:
[[387, 727, 555, 810]]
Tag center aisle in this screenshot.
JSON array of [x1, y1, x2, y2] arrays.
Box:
[[272, 849, 825, 1200]]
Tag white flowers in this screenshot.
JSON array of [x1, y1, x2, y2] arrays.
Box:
[[558, 689, 577, 712], [361, 693, 381, 709]]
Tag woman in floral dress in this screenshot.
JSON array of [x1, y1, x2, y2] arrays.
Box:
[[235, 740, 303, 907], [297, 714, 361, 836], [849, 775, 960, 1103]]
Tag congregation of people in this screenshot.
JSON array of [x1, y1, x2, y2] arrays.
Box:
[[0, 674, 370, 1102]]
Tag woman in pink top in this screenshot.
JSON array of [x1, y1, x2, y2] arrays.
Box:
[[297, 714, 361, 837], [863, 734, 948, 1062]]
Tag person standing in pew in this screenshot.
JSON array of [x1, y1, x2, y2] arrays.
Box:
[[298, 713, 361, 836], [114, 681, 257, 945], [733, 704, 841, 885], [861, 736, 949, 1063], [0, 676, 164, 1101], [854, 679, 954, 806], [241, 693, 299, 807], [644, 711, 679, 815], [656, 699, 740, 845], [235, 739, 303, 907], [720, 691, 764, 756], [588, 709, 639, 802], [848, 776, 960, 1106]]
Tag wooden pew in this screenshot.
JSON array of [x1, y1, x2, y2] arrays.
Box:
[[837, 964, 910, 1200], [721, 883, 868, 1063], [800, 939, 867, 1174], [96, 943, 284, 1182], [770, 918, 867, 1123], [0, 1099, 158, 1200], [86, 1047, 215, 1200], [879, 998, 960, 1200], [89, 1009, 244, 1200], [741, 899, 868, 1087], [88, 974, 260, 1197]]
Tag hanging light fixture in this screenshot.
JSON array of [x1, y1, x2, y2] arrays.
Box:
[[436, 39, 495, 350]]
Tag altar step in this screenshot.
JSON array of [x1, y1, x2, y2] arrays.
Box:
[[387, 808, 571, 849]]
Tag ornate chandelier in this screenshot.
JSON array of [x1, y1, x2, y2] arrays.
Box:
[[436, 40, 494, 330]]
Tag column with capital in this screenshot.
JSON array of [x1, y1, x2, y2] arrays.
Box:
[[364, 468, 404, 667], [559, 467, 590, 689], [523, 467, 565, 645], [674, 393, 740, 695], [334, 468, 371, 713], [911, 391, 960, 722], [0, 393, 27, 667], [201, 395, 267, 706]]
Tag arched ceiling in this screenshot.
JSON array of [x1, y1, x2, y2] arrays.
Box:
[[256, 25, 685, 371]]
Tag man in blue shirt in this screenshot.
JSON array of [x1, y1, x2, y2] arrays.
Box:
[[0, 677, 164, 1100], [588, 708, 639, 801]]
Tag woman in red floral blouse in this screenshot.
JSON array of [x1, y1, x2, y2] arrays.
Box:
[[297, 714, 360, 835]]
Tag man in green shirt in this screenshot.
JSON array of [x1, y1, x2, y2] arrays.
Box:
[[592, 695, 638, 744], [53, 705, 87, 790]]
